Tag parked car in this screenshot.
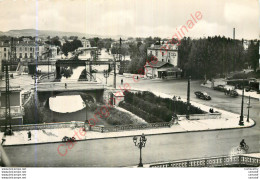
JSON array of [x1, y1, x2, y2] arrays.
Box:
[[194, 91, 211, 100], [225, 89, 239, 97], [213, 85, 225, 92], [62, 136, 76, 142]]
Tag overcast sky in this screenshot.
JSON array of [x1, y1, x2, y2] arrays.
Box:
[[0, 0, 259, 39]]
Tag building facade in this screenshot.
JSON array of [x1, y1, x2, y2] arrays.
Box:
[[147, 41, 178, 66], [0, 87, 24, 125], [15, 40, 45, 60]]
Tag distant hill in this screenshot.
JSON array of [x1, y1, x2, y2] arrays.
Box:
[[2, 29, 88, 38], [0, 29, 130, 39]]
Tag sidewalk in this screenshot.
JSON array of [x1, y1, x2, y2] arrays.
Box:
[[0, 89, 255, 146]]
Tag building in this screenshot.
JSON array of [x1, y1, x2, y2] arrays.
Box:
[[0, 41, 11, 76], [0, 87, 24, 125], [145, 41, 181, 79], [15, 39, 45, 61], [77, 39, 98, 59], [147, 40, 178, 66], [145, 61, 181, 79], [81, 39, 91, 48]]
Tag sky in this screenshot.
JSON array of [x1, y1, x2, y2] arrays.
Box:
[[0, 0, 259, 39]]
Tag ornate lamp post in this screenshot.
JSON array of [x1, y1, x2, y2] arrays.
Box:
[[103, 70, 109, 85], [239, 71, 246, 126], [133, 133, 147, 167]]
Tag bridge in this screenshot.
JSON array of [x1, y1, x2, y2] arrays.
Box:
[[35, 81, 105, 104], [36, 81, 104, 92]]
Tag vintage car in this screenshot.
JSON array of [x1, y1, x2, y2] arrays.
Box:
[[213, 85, 225, 92], [225, 89, 239, 97], [194, 91, 211, 100]]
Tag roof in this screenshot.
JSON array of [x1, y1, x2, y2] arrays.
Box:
[[145, 61, 172, 68]]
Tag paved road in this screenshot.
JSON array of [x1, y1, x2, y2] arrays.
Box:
[[3, 78, 260, 167]]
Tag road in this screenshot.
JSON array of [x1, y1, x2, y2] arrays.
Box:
[[3, 78, 260, 167]]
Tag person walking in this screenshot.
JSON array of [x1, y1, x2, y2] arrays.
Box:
[[121, 79, 123, 85], [65, 83, 67, 89], [27, 131, 32, 141]]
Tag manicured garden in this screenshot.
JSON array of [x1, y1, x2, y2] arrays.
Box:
[[119, 91, 205, 123]]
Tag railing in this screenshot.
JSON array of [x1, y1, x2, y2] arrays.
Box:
[[0, 121, 84, 132], [150, 155, 260, 167], [177, 113, 221, 120], [36, 81, 105, 91], [0, 121, 172, 133], [92, 122, 173, 133]]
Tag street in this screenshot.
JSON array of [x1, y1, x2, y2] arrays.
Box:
[[3, 78, 260, 167]]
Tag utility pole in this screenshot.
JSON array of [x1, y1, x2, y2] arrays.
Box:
[[247, 96, 251, 122], [113, 57, 116, 88], [233, 28, 236, 71], [5, 65, 11, 133], [4, 38, 16, 134], [186, 76, 191, 120]]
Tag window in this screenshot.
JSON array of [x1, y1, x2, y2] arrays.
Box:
[[30, 47, 33, 51], [162, 59, 164, 62], [155, 51, 158, 56], [25, 47, 27, 51], [19, 53, 22, 58], [4, 48, 6, 51], [25, 53, 27, 58], [162, 52, 164, 56], [30, 53, 33, 58], [4, 53, 6, 57]]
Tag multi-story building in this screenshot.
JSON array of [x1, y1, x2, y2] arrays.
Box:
[[145, 41, 181, 79], [15, 39, 45, 61], [0, 41, 11, 75], [147, 40, 178, 66]]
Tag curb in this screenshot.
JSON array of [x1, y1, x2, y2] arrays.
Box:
[[2, 119, 255, 147]]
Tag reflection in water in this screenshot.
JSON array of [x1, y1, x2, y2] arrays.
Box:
[[51, 66, 86, 113], [49, 95, 85, 113]]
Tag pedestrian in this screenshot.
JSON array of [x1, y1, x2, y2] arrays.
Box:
[[137, 76, 139, 80], [27, 131, 31, 141], [121, 79, 123, 85], [1, 136, 6, 145], [65, 83, 67, 89]]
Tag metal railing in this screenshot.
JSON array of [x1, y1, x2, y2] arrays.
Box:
[[91, 122, 173, 133], [150, 155, 260, 167]]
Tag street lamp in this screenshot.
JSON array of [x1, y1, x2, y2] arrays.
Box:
[[247, 96, 251, 122], [103, 70, 109, 85], [239, 71, 246, 126], [133, 133, 147, 167]]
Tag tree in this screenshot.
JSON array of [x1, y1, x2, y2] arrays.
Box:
[[61, 39, 83, 56], [248, 40, 259, 72]]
